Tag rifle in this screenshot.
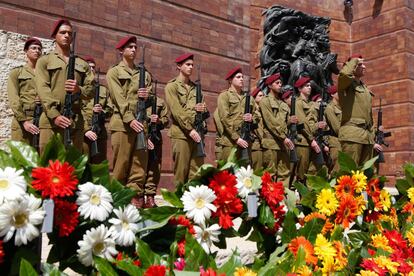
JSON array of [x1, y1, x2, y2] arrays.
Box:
[[62, 31, 76, 147], [32, 101, 42, 152], [239, 77, 253, 163], [287, 91, 303, 188], [135, 46, 147, 150], [375, 98, 391, 165], [193, 65, 208, 158], [148, 80, 161, 161], [90, 69, 101, 157]]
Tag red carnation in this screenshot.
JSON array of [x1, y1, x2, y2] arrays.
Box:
[[261, 176, 284, 207], [169, 215, 195, 235], [133, 260, 141, 267], [32, 160, 78, 199], [384, 230, 407, 250], [53, 199, 79, 237], [361, 259, 387, 276], [213, 197, 243, 229], [209, 170, 238, 201], [200, 268, 225, 276], [177, 239, 186, 257], [144, 265, 166, 276]]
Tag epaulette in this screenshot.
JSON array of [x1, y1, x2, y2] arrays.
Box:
[[167, 78, 176, 83]]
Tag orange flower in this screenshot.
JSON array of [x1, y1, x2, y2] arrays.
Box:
[[322, 220, 334, 235], [288, 236, 318, 266], [304, 212, 327, 223], [335, 196, 358, 228], [366, 178, 381, 200], [335, 175, 357, 198], [333, 241, 347, 270]]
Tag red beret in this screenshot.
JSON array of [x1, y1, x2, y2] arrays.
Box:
[[51, 19, 72, 38], [294, 76, 311, 88], [251, 87, 261, 98], [116, 35, 137, 50], [265, 73, 281, 85], [347, 54, 363, 62], [83, 56, 96, 64], [24, 37, 42, 51], [282, 90, 293, 100], [175, 53, 194, 64], [327, 85, 337, 95], [311, 94, 321, 102], [225, 66, 242, 80]]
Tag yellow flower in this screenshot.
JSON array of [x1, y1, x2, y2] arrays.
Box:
[[355, 194, 367, 216], [234, 267, 257, 276], [321, 256, 335, 275], [351, 170, 367, 193], [316, 189, 339, 216], [314, 234, 336, 263], [408, 187, 414, 203], [370, 233, 393, 252], [379, 190, 391, 212], [296, 265, 313, 276], [357, 271, 380, 276], [406, 227, 414, 247], [374, 256, 399, 274]]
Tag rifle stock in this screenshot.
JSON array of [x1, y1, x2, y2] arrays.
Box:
[[135, 46, 147, 150]]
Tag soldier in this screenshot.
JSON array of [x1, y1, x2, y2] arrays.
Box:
[[325, 85, 341, 173], [165, 53, 208, 185], [338, 54, 382, 165], [144, 91, 170, 208], [251, 87, 264, 171], [7, 37, 43, 147], [216, 67, 258, 162], [260, 74, 294, 184], [35, 19, 94, 153], [106, 35, 153, 208], [82, 56, 112, 164]]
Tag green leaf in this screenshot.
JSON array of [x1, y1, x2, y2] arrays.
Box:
[[294, 182, 309, 197], [258, 204, 276, 228], [348, 231, 370, 246], [0, 149, 16, 168], [330, 225, 344, 241], [338, 151, 357, 172], [90, 161, 111, 186], [298, 218, 324, 243], [7, 140, 39, 168], [94, 256, 117, 276], [140, 206, 179, 222], [105, 178, 125, 194], [161, 188, 184, 207], [281, 211, 297, 243], [404, 163, 414, 186], [238, 220, 253, 237], [293, 246, 306, 271], [112, 188, 137, 208], [347, 248, 361, 271], [173, 271, 200, 276], [115, 260, 143, 276], [300, 190, 316, 209], [40, 134, 66, 166], [41, 263, 68, 276], [135, 238, 161, 267], [218, 252, 242, 274], [306, 175, 330, 191], [19, 258, 38, 276], [184, 231, 214, 271], [360, 156, 378, 171], [396, 179, 410, 195], [284, 188, 297, 211]]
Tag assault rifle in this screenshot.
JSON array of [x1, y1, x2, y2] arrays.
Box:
[[32, 100, 42, 152], [193, 65, 208, 158], [239, 77, 253, 163], [90, 69, 101, 157], [375, 98, 391, 166], [135, 46, 147, 150], [62, 31, 76, 147], [148, 80, 161, 161]]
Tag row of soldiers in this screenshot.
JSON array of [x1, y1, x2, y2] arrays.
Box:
[[8, 19, 386, 209]]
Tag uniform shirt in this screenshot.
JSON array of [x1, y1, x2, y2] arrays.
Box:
[[325, 101, 342, 148], [106, 61, 153, 132], [259, 93, 290, 150], [251, 104, 263, 151], [35, 50, 95, 129], [338, 58, 375, 144], [295, 97, 316, 146], [216, 87, 259, 147], [82, 85, 112, 133], [165, 78, 206, 139]]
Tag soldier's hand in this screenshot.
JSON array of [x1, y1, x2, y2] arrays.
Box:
[[289, 115, 299, 124], [35, 96, 41, 104], [147, 139, 155, 150], [311, 140, 321, 153], [243, 113, 253, 122], [150, 114, 159, 123], [374, 143, 383, 152], [130, 119, 144, 133], [138, 88, 149, 99], [317, 121, 327, 129], [324, 145, 329, 152], [93, 104, 103, 113], [23, 121, 39, 135], [378, 125, 384, 132], [284, 137, 295, 150], [54, 115, 71, 129], [189, 129, 201, 143], [65, 79, 80, 94], [85, 130, 98, 141], [236, 138, 249, 149], [194, 103, 206, 112]]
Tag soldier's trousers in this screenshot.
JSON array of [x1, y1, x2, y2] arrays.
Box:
[[296, 145, 310, 181], [251, 149, 263, 171], [11, 120, 34, 146], [111, 131, 148, 196], [340, 142, 373, 167], [221, 146, 252, 165], [172, 138, 204, 186], [145, 144, 162, 196], [39, 127, 83, 155], [263, 149, 290, 185], [83, 128, 108, 164], [330, 146, 340, 173]]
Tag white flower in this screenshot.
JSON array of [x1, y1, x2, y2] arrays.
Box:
[[194, 224, 221, 254], [109, 204, 141, 246], [77, 224, 118, 266], [76, 182, 113, 221], [181, 185, 217, 226], [0, 167, 27, 204], [235, 165, 259, 198], [0, 194, 45, 246]]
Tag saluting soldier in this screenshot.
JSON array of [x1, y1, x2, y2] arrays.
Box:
[[82, 56, 112, 164], [165, 53, 209, 186], [216, 67, 259, 162], [338, 54, 381, 165], [35, 19, 95, 153], [143, 92, 170, 208], [7, 37, 43, 146], [260, 73, 294, 184], [251, 87, 264, 171], [325, 85, 341, 173], [106, 36, 153, 208]]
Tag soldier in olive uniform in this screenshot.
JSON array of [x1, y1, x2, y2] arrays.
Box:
[[82, 56, 112, 164], [216, 67, 259, 163], [338, 55, 382, 165], [260, 73, 295, 184], [251, 87, 264, 171], [165, 53, 209, 186], [7, 37, 43, 147], [35, 19, 95, 153], [325, 85, 341, 173], [144, 92, 170, 208], [106, 36, 153, 208]]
